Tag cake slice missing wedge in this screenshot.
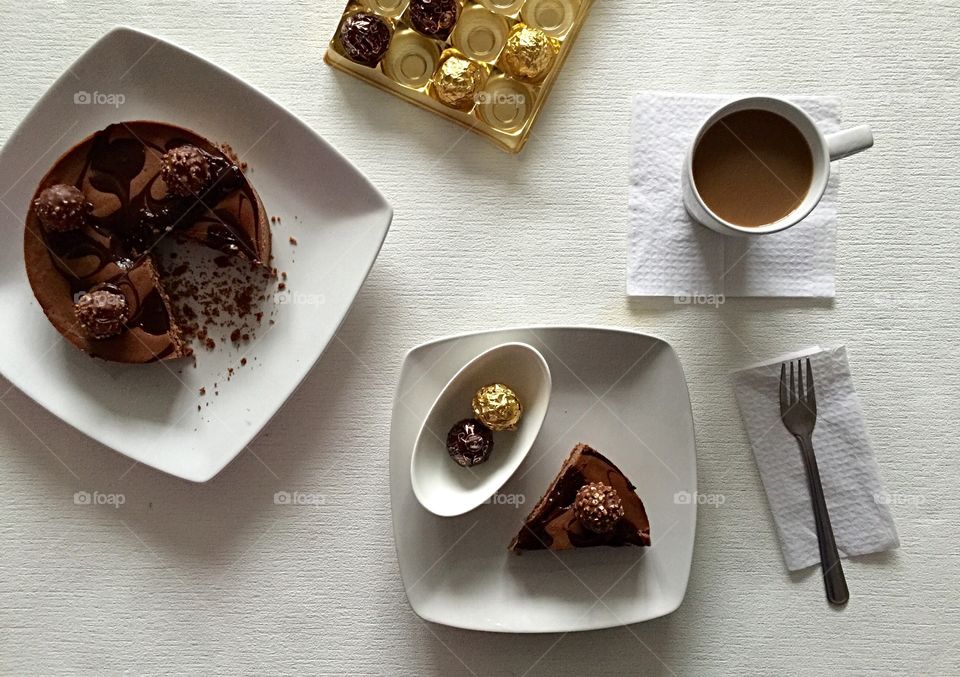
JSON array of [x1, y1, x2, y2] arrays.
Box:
[[510, 443, 651, 552], [24, 121, 271, 363]]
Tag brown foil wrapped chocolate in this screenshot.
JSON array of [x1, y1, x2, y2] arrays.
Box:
[[338, 11, 394, 67], [409, 0, 459, 40], [324, 0, 595, 153]]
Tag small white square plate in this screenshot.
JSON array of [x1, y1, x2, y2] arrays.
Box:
[[390, 327, 698, 633], [0, 27, 392, 481]]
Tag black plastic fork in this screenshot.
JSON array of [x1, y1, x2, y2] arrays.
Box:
[[779, 358, 849, 606]]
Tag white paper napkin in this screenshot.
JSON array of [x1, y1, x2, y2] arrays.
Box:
[[733, 346, 899, 571], [628, 92, 840, 298]]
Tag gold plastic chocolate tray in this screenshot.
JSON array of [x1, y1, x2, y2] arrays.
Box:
[[325, 0, 594, 154]]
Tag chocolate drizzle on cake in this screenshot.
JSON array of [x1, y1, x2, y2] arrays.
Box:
[[71, 125, 263, 259], [24, 121, 272, 363]]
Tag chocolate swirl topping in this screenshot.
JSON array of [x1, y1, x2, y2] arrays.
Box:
[[76, 125, 261, 259], [24, 121, 271, 362]]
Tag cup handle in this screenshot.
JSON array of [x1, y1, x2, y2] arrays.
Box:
[[826, 125, 874, 161]]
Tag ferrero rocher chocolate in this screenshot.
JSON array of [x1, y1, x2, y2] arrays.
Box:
[[410, 0, 459, 40], [472, 383, 523, 431], [33, 184, 90, 233], [75, 288, 129, 339], [160, 145, 211, 197], [500, 24, 559, 82], [446, 418, 494, 467], [339, 12, 392, 67], [574, 482, 624, 534], [431, 55, 486, 111]]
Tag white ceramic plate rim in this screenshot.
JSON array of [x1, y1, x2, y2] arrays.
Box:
[[0, 26, 393, 482], [390, 325, 698, 633]]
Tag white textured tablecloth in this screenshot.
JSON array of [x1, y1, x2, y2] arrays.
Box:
[[1, 2, 958, 675]]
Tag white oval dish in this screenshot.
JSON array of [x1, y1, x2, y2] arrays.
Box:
[[410, 342, 552, 517]]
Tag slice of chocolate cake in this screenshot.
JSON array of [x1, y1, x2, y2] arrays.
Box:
[[24, 121, 270, 363], [510, 444, 651, 552]]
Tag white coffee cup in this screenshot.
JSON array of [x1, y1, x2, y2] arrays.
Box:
[[682, 96, 873, 237]]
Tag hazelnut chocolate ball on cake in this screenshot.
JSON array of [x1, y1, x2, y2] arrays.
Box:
[[160, 145, 211, 197], [33, 184, 91, 232], [574, 482, 624, 534], [74, 288, 129, 339]]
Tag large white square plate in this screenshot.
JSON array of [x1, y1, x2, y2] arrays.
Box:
[[390, 327, 698, 633], [0, 27, 392, 481]]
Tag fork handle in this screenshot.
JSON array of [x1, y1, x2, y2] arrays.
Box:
[[796, 434, 849, 606]]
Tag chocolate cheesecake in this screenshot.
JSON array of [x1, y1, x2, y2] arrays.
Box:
[[510, 444, 651, 552], [24, 121, 270, 362]]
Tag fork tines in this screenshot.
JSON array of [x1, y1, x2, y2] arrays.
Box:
[[779, 358, 817, 420]]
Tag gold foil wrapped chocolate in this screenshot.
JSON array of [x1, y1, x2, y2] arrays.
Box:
[[472, 383, 523, 431], [499, 24, 559, 82], [431, 53, 488, 110]]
